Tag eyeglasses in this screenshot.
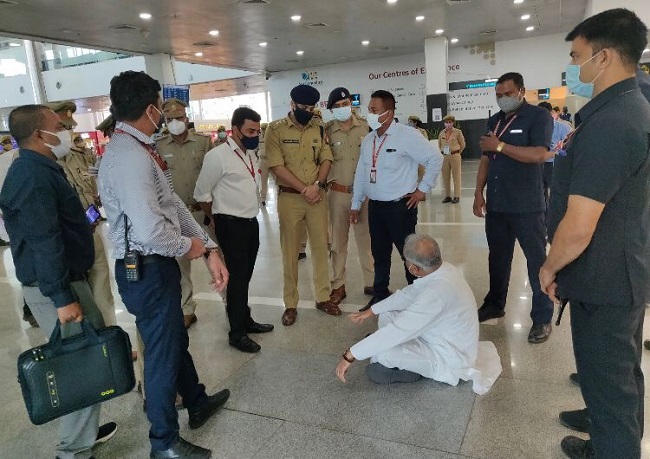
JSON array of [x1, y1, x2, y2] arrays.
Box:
[[295, 103, 317, 113]]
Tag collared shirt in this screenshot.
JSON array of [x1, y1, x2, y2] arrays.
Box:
[[265, 114, 333, 187], [350, 262, 480, 385], [548, 77, 650, 307], [324, 114, 369, 187], [351, 121, 442, 209], [156, 131, 213, 207], [484, 102, 553, 213], [545, 119, 572, 163], [0, 149, 93, 308], [98, 122, 216, 259], [437, 128, 466, 155], [59, 149, 98, 208], [194, 138, 260, 219]]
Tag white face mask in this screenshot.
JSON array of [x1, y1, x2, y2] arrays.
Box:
[[367, 110, 390, 131], [147, 105, 164, 132], [331, 106, 352, 122], [40, 129, 72, 159], [167, 119, 186, 136]]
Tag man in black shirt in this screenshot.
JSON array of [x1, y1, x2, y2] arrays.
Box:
[[474, 72, 555, 344], [541, 9, 650, 458], [0, 105, 115, 459]]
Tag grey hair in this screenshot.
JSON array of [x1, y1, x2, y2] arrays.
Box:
[[403, 233, 442, 271]]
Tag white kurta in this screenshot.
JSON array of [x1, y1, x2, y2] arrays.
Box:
[[350, 262, 502, 394]]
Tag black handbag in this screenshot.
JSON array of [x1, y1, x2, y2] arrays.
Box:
[[17, 320, 135, 425]]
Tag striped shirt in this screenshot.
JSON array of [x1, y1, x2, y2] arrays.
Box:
[[97, 122, 216, 259]]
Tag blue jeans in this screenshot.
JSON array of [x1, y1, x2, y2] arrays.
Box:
[[115, 256, 207, 451], [483, 211, 553, 325]]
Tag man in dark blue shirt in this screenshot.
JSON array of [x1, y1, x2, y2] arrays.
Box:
[[541, 9, 650, 458], [474, 72, 555, 344], [0, 105, 114, 459]]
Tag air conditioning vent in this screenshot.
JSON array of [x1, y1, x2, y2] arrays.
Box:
[[480, 30, 496, 35], [193, 41, 217, 47], [241, 0, 269, 4], [446, 0, 471, 4], [306, 22, 329, 28], [110, 24, 140, 31], [0, 1, 18, 6]]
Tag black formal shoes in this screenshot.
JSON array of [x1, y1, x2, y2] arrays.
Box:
[[246, 322, 274, 334], [477, 303, 505, 322], [229, 335, 261, 353], [560, 436, 595, 458], [188, 389, 230, 429], [528, 323, 552, 343], [150, 437, 212, 458], [559, 408, 591, 433]]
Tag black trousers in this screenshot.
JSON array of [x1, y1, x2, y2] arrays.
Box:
[[214, 214, 259, 339], [484, 211, 553, 324], [570, 300, 644, 458], [368, 198, 417, 298]]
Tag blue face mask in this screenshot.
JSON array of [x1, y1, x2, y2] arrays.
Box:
[[565, 51, 603, 99]]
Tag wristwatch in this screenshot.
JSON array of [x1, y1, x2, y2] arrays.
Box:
[[496, 141, 506, 153], [315, 180, 327, 190]]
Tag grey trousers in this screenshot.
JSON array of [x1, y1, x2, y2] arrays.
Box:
[[23, 280, 105, 459]]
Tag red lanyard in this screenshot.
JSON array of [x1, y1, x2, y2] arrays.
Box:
[[114, 128, 168, 171], [232, 145, 256, 181], [492, 115, 518, 140], [372, 134, 388, 169]]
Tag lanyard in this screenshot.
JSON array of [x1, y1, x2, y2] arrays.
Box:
[[492, 115, 518, 140], [232, 145, 256, 181], [371, 134, 389, 169], [114, 128, 168, 171], [444, 129, 453, 142]]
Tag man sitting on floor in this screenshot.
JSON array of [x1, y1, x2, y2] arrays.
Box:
[[336, 233, 501, 393]]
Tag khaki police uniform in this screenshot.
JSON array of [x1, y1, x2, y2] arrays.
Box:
[[266, 115, 333, 308], [324, 114, 374, 290], [257, 123, 270, 203], [156, 122, 214, 318], [47, 101, 117, 327], [437, 126, 466, 199]]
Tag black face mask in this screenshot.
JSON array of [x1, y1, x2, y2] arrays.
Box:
[[294, 107, 314, 125], [241, 134, 259, 150]]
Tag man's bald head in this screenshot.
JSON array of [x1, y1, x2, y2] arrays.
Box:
[[403, 234, 442, 272]]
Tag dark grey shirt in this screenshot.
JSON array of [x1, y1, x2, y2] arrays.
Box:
[[548, 77, 650, 307], [484, 102, 553, 213]]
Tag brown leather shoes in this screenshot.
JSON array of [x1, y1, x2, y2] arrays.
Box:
[[329, 285, 347, 305], [184, 314, 198, 329], [282, 308, 298, 326], [316, 300, 342, 316]]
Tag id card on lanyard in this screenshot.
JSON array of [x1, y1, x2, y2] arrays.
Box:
[[371, 134, 388, 184]]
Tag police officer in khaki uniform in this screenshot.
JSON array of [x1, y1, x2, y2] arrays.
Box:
[[156, 98, 214, 329], [46, 101, 117, 327], [258, 122, 270, 206], [324, 87, 374, 305], [407, 115, 429, 139], [266, 85, 337, 326], [215, 124, 228, 146], [1, 135, 13, 152]]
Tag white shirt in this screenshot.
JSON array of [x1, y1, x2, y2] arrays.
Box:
[[351, 121, 443, 210], [194, 138, 260, 219], [350, 262, 481, 386]]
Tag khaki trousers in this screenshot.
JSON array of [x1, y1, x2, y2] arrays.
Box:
[[329, 190, 374, 289], [259, 158, 270, 202], [278, 192, 330, 307], [88, 230, 116, 326], [442, 154, 462, 198], [175, 211, 209, 316]]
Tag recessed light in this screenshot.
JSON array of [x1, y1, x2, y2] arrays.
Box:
[[87, 108, 92, 112], [514, 0, 524, 3], [139, 12, 152, 20], [209, 30, 219, 36], [296, 50, 304, 55], [526, 26, 535, 32], [362, 40, 370, 46], [259, 42, 268, 47], [387, 0, 398, 3], [450, 38, 459, 44], [521, 14, 530, 20], [435, 29, 444, 34], [416, 16, 425, 21], [195, 52, 203, 57], [8, 42, 20, 47], [644, 48, 650, 54], [291, 15, 301, 21]]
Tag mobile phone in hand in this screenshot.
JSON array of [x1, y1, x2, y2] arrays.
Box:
[[85, 204, 101, 224]]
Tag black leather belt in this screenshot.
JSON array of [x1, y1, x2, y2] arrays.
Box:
[[215, 213, 258, 222], [116, 254, 169, 265]]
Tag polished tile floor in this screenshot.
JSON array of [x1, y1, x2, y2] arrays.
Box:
[[1, 160, 649, 458]]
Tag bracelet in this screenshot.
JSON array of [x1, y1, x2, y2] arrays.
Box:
[[203, 247, 220, 259], [342, 350, 355, 363]]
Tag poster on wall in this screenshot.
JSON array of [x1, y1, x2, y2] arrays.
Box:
[[448, 80, 500, 121]]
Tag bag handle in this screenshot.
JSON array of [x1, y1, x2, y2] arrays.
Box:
[[48, 319, 100, 349]]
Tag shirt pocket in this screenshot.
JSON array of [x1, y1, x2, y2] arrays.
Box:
[[331, 141, 345, 161]]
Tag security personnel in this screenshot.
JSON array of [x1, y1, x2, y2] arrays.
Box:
[[438, 115, 466, 203], [156, 98, 214, 329], [215, 124, 228, 146], [351, 90, 442, 312], [475, 72, 554, 344], [46, 101, 118, 328], [407, 115, 429, 139], [266, 84, 336, 326], [324, 87, 374, 305], [258, 122, 270, 205], [1, 135, 13, 152]]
